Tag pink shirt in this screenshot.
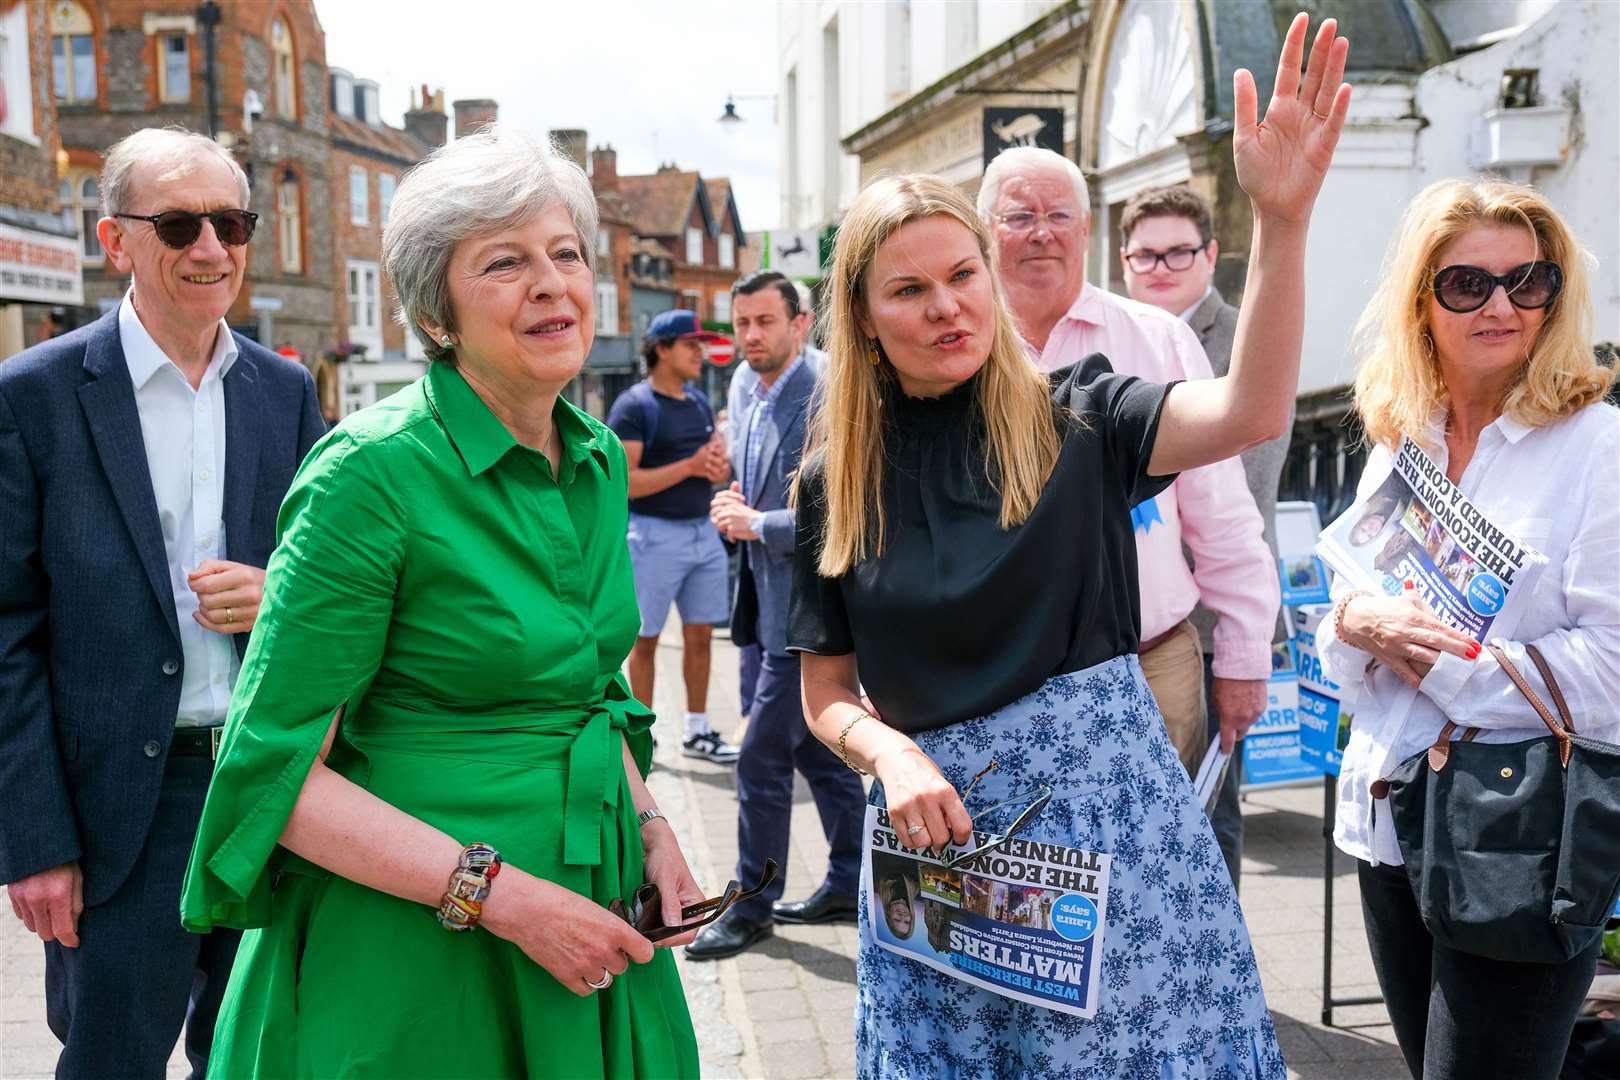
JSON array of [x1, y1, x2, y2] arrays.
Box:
[[1034, 284, 1279, 679]]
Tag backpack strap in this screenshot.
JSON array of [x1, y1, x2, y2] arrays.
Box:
[[622, 380, 660, 451]]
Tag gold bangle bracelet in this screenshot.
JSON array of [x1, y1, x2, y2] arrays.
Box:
[[836, 712, 872, 775]]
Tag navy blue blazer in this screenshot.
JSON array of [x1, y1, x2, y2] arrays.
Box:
[[729, 358, 818, 656], [0, 310, 324, 905]]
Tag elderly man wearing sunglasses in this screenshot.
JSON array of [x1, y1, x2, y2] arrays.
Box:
[[1321, 178, 1618, 1080], [0, 126, 323, 1079]]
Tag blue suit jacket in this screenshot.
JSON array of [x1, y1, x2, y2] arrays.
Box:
[[729, 358, 818, 655], [0, 310, 324, 905]]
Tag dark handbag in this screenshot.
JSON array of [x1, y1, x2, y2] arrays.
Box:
[[1377, 643, 1620, 964]]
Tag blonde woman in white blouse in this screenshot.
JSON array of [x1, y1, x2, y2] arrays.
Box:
[[1319, 179, 1618, 1080]]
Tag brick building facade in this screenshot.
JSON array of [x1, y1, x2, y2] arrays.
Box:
[[0, 0, 80, 357], [45, 0, 335, 361]]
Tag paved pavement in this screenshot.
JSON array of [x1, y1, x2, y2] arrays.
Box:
[[1, 623, 1407, 1078]]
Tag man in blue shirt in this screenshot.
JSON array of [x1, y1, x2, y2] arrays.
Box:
[[607, 310, 739, 762]]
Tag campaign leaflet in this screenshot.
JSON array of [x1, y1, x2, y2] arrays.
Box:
[[1316, 437, 1546, 640], [862, 805, 1110, 1018], [1291, 604, 1352, 776]]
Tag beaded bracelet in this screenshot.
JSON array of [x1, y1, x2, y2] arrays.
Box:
[[1332, 589, 1372, 646], [436, 842, 503, 932], [837, 713, 872, 775]]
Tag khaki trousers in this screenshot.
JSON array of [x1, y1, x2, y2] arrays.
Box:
[[1138, 619, 1208, 776]]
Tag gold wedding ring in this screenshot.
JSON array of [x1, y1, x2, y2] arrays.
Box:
[[225, 606, 234, 623], [1313, 109, 1330, 120]]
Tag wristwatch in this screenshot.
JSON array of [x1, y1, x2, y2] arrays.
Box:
[[748, 511, 766, 537]]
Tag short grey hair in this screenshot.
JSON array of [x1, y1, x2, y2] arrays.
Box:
[[976, 147, 1090, 222], [100, 126, 251, 216], [384, 125, 599, 363]]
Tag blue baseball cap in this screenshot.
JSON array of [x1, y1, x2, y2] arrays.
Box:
[[646, 309, 723, 343]]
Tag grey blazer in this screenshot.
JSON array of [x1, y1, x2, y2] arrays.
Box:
[[1186, 288, 1292, 652], [728, 356, 818, 655]]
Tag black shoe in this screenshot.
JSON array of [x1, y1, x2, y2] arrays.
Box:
[[684, 909, 773, 961], [772, 883, 859, 925]]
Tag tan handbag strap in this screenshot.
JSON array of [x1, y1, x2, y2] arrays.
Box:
[[1486, 642, 1573, 766], [1423, 719, 1481, 774], [1523, 642, 1576, 734]]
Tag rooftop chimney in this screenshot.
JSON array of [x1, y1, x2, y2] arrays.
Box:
[[453, 98, 499, 140], [404, 84, 447, 147], [590, 144, 618, 193]]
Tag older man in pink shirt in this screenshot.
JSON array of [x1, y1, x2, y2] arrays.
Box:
[[981, 147, 1281, 783]]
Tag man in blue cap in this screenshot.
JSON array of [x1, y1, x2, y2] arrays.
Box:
[[607, 309, 740, 763]]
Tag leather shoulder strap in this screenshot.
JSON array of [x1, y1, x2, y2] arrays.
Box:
[[1523, 643, 1576, 734], [1487, 642, 1573, 766]]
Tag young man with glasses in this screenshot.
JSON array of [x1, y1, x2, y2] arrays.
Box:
[[0, 127, 325, 1079], [1118, 184, 1294, 892], [982, 151, 1280, 896]]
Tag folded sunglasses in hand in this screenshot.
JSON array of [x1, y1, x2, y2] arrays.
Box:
[[609, 860, 779, 942]]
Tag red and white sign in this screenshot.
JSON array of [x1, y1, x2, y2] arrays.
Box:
[[0, 221, 83, 305], [704, 336, 735, 366]]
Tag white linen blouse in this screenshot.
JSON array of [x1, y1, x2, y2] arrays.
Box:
[[1318, 401, 1620, 866]]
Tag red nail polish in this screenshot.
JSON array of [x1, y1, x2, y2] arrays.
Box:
[[1404, 580, 1415, 590], [1467, 644, 1480, 659]]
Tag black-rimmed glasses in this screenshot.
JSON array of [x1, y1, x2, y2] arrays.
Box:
[[1432, 261, 1562, 314], [609, 859, 778, 942], [939, 760, 1053, 871], [1124, 243, 1208, 273], [113, 209, 258, 249]]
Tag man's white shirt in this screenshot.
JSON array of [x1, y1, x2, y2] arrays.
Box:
[[118, 290, 240, 727]]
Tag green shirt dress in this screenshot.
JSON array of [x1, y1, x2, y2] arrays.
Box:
[[180, 362, 699, 1078]]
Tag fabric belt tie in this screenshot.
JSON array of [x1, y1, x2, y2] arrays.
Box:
[[563, 693, 643, 867]]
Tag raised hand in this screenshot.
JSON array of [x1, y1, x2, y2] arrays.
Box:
[[1233, 13, 1352, 224]]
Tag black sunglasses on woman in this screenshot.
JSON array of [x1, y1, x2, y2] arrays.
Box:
[[1432, 260, 1562, 314]]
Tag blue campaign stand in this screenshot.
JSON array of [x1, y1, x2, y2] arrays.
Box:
[[1291, 604, 1348, 777]]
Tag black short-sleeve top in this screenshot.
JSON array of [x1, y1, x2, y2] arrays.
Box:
[[788, 359, 1177, 734]]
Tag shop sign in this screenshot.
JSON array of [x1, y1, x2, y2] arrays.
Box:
[[982, 107, 1065, 168], [0, 221, 83, 304]]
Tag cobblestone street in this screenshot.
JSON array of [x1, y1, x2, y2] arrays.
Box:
[[2, 623, 1406, 1079]]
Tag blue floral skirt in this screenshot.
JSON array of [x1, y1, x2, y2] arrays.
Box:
[[857, 655, 1287, 1080]]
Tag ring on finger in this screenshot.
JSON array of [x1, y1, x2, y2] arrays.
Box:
[[905, 823, 926, 836], [585, 968, 613, 990], [225, 606, 234, 623], [1313, 109, 1330, 120]]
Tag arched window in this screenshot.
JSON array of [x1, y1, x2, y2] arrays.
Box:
[[59, 172, 102, 261], [277, 174, 302, 273], [50, 1, 96, 104], [270, 17, 295, 119]]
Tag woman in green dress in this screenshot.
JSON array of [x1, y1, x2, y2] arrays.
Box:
[[180, 127, 701, 1078]]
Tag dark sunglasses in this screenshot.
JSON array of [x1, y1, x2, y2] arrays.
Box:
[[1124, 243, 1209, 274], [936, 760, 1053, 871], [113, 209, 258, 249], [609, 859, 778, 942], [1432, 260, 1562, 314]]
